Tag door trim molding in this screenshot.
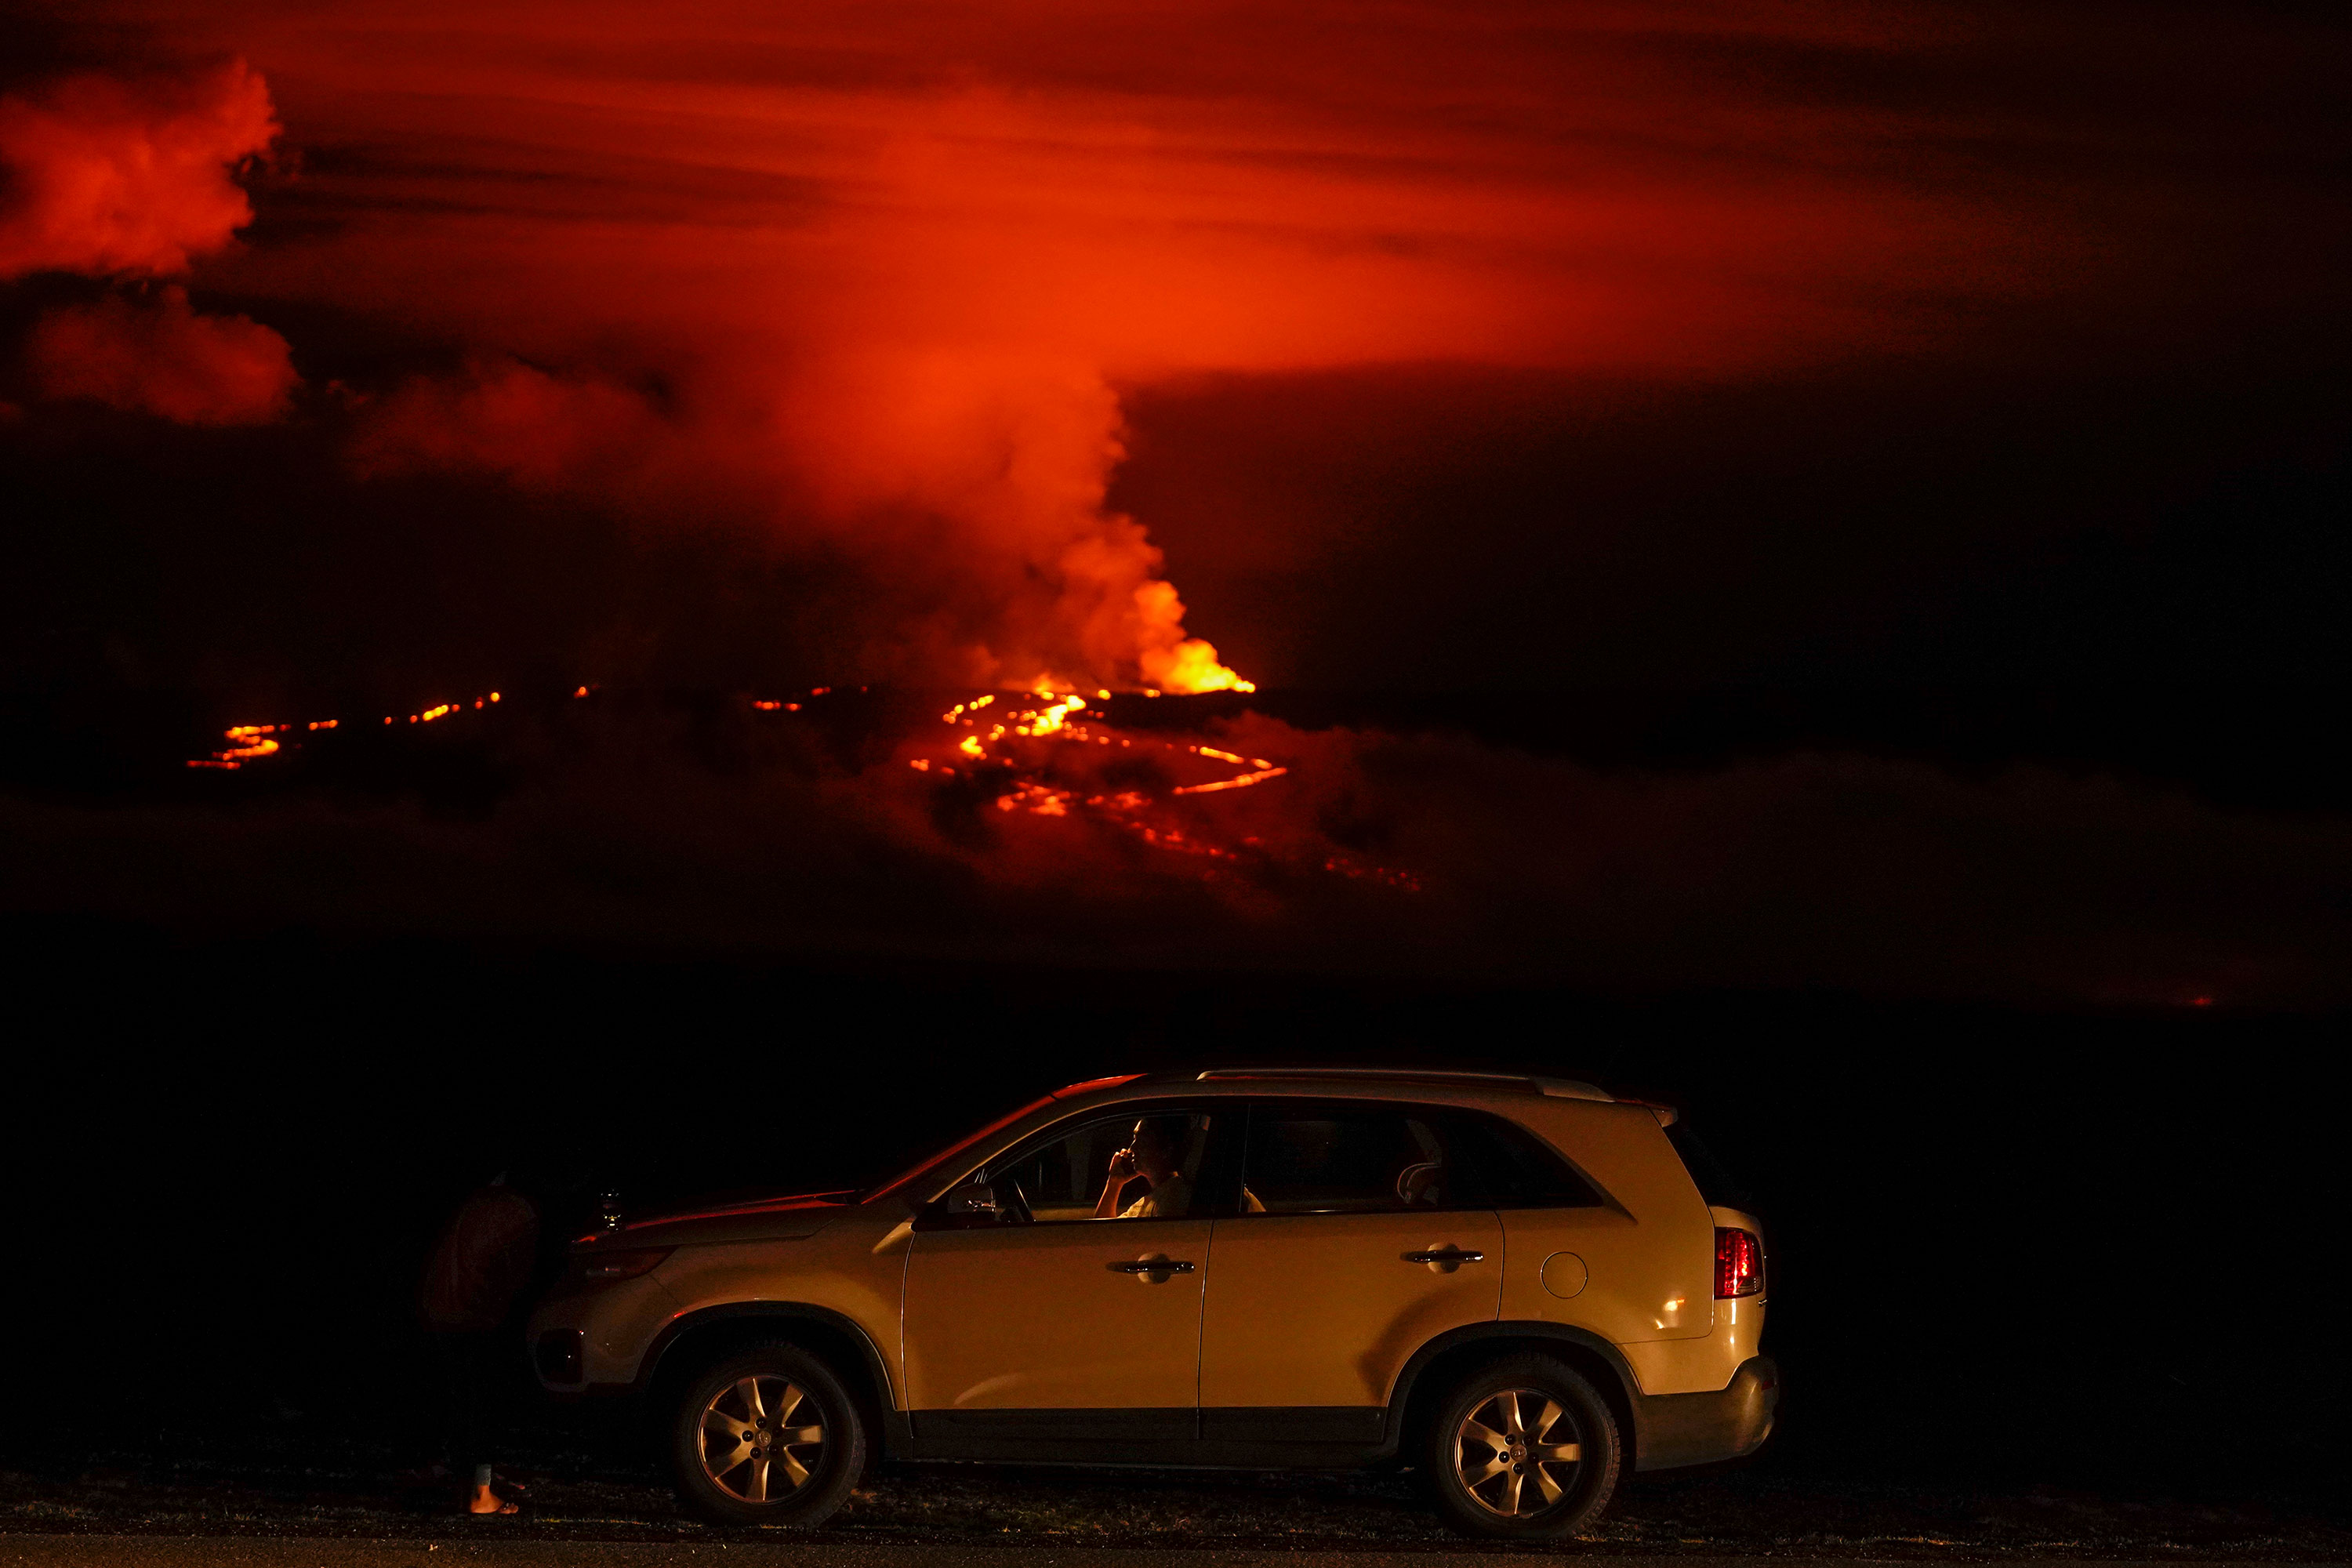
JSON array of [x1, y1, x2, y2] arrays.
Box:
[[906, 1405, 1391, 1465], [912, 1406, 1195, 1442]]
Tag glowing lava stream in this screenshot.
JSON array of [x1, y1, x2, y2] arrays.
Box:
[[920, 682, 1285, 804], [186, 691, 509, 768], [882, 681, 1428, 887], [183, 681, 1419, 891]]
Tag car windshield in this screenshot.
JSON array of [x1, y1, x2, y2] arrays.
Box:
[[858, 1093, 1058, 1204]]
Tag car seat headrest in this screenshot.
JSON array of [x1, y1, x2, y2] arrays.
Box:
[[1396, 1160, 1443, 1204]]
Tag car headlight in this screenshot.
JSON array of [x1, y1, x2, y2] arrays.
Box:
[[575, 1246, 673, 1283]]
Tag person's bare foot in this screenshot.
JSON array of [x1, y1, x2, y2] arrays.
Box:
[[466, 1465, 519, 1515], [467, 1481, 518, 1515]]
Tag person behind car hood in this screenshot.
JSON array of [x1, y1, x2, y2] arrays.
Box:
[[419, 1171, 541, 1515]]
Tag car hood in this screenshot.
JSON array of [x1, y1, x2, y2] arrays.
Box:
[[582, 1189, 862, 1249]]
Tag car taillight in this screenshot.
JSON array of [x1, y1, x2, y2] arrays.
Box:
[[578, 1246, 673, 1283], [1715, 1227, 1763, 1298]]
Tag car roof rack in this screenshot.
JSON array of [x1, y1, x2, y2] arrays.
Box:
[[1191, 1065, 1613, 1102]]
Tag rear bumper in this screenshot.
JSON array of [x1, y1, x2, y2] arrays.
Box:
[[1632, 1354, 1778, 1472]]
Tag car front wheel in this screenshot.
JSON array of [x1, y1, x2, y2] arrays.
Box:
[[670, 1343, 866, 1528], [1422, 1352, 1621, 1540]]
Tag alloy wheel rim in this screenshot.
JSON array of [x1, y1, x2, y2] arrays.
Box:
[[1454, 1388, 1583, 1517], [700, 1375, 825, 1503]]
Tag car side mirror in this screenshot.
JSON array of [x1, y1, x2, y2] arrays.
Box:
[[938, 1179, 1002, 1225]]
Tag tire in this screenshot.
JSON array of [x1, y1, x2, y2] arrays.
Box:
[[1421, 1352, 1621, 1541], [669, 1343, 866, 1528]]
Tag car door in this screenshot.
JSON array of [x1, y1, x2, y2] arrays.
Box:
[[901, 1101, 1237, 1448], [1197, 1100, 1501, 1442]]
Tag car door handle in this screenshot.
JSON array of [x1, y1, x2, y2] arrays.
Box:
[[1108, 1256, 1196, 1276], [1403, 1247, 1486, 1266]]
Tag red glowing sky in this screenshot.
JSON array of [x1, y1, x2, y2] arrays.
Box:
[[2, 1, 2344, 695], [187, 0, 2060, 374]]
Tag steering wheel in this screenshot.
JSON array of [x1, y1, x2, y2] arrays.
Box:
[[994, 1175, 1034, 1225]]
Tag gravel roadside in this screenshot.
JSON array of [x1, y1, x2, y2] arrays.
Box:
[[5, 1459, 2345, 1562]]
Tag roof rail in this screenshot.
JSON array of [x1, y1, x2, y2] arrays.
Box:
[[1192, 1066, 1613, 1102]]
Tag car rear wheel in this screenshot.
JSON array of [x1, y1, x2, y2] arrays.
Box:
[[670, 1344, 866, 1528], [1422, 1353, 1620, 1540]]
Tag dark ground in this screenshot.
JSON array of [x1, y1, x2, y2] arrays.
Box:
[[7, 1460, 2347, 1559], [2, 690, 2345, 1558], [16, 1547, 2326, 1568]]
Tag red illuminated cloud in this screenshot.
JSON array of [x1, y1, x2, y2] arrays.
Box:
[[34, 1, 2258, 688], [0, 60, 278, 280], [187, 1, 2056, 376], [90, 2, 2079, 690], [29, 285, 297, 424], [350, 359, 673, 492]]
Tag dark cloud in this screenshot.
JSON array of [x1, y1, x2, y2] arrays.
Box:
[[28, 283, 296, 422]]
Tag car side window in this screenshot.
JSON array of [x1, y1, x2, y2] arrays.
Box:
[[985, 1105, 1234, 1223], [1237, 1103, 1448, 1214], [1235, 1102, 1608, 1214]]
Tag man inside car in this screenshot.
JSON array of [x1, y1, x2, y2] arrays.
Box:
[[1094, 1116, 1192, 1218]]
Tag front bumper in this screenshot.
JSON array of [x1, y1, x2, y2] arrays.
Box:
[[1632, 1354, 1778, 1472], [526, 1274, 679, 1393]]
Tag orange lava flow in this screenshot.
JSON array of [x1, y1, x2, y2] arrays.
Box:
[[187, 690, 502, 769], [862, 685, 1416, 889], [187, 722, 286, 769], [183, 680, 1420, 894], [1171, 767, 1287, 795]]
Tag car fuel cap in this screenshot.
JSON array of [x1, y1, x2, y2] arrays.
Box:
[[1540, 1250, 1588, 1299]]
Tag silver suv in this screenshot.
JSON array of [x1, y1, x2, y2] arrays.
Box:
[[531, 1067, 1776, 1540]]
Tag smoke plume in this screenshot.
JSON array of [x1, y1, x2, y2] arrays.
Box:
[[4, 59, 296, 427], [0, 60, 277, 280], [30, 285, 296, 424]]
